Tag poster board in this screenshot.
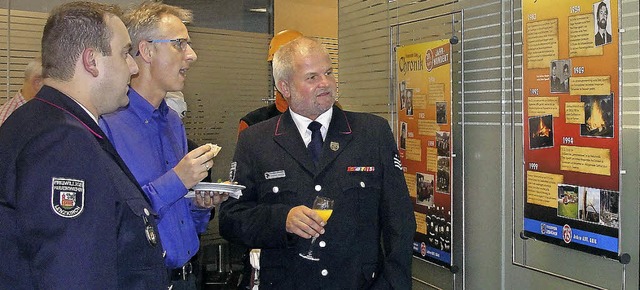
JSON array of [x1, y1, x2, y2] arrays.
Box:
[[396, 39, 454, 267], [521, 0, 620, 259]]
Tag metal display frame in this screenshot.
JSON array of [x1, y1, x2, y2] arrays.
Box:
[[389, 10, 464, 289]]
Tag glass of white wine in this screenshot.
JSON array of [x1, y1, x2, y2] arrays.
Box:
[[299, 196, 334, 261]]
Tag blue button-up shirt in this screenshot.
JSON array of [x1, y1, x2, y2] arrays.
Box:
[[100, 87, 210, 269]]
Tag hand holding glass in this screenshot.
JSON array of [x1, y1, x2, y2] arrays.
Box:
[[299, 196, 334, 261]]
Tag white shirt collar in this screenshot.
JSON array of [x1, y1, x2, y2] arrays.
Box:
[[290, 107, 333, 146], [68, 97, 99, 124]]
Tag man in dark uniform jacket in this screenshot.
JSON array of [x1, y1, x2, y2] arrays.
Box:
[[0, 2, 167, 288], [220, 37, 416, 289]]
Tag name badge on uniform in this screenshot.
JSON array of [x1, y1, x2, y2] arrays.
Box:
[[347, 166, 375, 172], [51, 177, 85, 218], [264, 170, 286, 180]]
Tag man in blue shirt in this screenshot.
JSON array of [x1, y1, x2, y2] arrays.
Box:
[[100, 2, 226, 289]]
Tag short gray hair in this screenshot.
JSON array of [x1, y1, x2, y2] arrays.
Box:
[[24, 57, 42, 81], [123, 1, 192, 55], [272, 37, 330, 86]]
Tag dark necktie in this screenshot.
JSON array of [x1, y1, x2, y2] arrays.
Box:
[[307, 121, 323, 165]]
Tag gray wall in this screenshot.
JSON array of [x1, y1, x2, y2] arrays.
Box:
[[339, 0, 639, 289]]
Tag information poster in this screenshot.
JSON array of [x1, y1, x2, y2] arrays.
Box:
[[396, 40, 453, 267], [521, 0, 620, 259]]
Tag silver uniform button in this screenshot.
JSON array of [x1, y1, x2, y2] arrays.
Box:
[[321, 269, 328, 276], [272, 186, 279, 193], [319, 241, 326, 247], [360, 181, 366, 188], [315, 185, 322, 191], [144, 208, 150, 216]]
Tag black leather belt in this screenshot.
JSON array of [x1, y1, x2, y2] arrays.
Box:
[[169, 262, 193, 281]]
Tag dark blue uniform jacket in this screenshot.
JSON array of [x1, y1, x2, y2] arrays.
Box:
[[0, 86, 168, 289], [220, 106, 416, 289]]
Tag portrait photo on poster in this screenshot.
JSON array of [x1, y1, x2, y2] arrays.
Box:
[[400, 121, 407, 150], [550, 59, 571, 93], [405, 88, 413, 116], [594, 0, 612, 46], [436, 101, 447, 124], [436, 131, 450, 157], [436, 156, 450, 194], [399, 81, 406, 110]]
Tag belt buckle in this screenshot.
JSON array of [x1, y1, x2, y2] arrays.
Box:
[[181, 262, 192, 280]]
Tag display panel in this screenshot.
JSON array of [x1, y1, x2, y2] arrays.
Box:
[[521, 0, 620, 259], [396, 40, 454, 267]]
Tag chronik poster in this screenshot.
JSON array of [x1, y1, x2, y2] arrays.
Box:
[[521, 0, 620, 259], [396, 39, 453, 267]]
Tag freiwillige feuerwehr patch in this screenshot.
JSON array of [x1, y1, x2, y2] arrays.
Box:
[[51, 177, 85, 218]]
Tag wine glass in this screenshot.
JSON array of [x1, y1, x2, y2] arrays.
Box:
[[299, 196, 334, 261]]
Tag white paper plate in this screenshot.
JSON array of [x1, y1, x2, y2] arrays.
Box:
[[185, 182, 245, 199]]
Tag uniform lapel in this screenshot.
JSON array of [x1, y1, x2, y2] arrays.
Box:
[[39, 88, 146, 200], [273, 111, 316, 173], [316, 107, 352, 172]]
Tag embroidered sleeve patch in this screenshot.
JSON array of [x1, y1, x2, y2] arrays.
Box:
[[393, 153, 402, 170], [51, 177, 85, 218]]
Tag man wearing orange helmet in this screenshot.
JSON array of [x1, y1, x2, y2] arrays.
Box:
[[237, 29, 303, 134]]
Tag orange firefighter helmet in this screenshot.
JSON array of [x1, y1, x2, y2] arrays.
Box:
[[267, 29, 303, 61]]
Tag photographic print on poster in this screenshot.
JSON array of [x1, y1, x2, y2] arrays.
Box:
[[399, 81, 406, 109], [436, 131, 450, 157], [416, 172, 434, 207], [599, 189, 619, 228], [400, 122, 407, 150], [594, 0, 612, 46], [528, 114, 554, 149], [405, 89, 414, 116], [578, 186, 600, 223], [581, 94, 614, 138], [436, 156, 450, 194], [550, 59, 571, 93], [557, 185, 579, 219], [436, 102, 447, 124]]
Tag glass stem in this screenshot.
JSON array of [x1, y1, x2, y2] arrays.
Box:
[[307, 236, 318, 255]]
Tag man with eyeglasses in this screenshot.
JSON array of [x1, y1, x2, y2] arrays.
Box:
[[100, 2, 226, 289]]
